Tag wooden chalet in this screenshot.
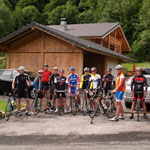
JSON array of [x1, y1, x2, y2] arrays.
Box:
[[0, 20, 132, 77]]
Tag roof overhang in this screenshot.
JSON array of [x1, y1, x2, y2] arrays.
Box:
[[0, 22, 133, 62]]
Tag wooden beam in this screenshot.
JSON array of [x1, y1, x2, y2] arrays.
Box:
[[0, 45, 9, 50]]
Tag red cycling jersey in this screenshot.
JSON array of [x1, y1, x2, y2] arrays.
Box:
[[42, 70, 51, 82]]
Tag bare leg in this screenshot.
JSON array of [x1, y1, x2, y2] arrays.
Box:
[[63, 98, 67, 110], [42, 97, 48, 110], [26, 98, 30, 112], [69, 96, 72, 108], [18, 98, 21, 111], [142, 102, 146, 114], [131, 101, 136, 113]]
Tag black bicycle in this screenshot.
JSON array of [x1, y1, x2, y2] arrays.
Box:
[[56, 90, 67, 116], [30, 90, 42, 115], [71, 90, 79, 115], [5, 93, 18, 121], [105, 90, 116, 118]]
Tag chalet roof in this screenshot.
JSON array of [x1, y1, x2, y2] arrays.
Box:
[[48, 23, 120, 37], [0, 22, 133, 61]]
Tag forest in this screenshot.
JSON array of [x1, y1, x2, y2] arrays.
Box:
[[0, 0, 150, 61]]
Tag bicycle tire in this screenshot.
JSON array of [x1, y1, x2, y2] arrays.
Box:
[[106, 104, 116, 118], [137, 99, 140, 121], [82, 99, 87, 116], [30, 98, 42, 115], [72, 99, 77, 115], [5, 102, 12, 121]]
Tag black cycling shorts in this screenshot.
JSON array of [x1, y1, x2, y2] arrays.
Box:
[[38, 92, 45, 99], [103, 88, 111, 97], [56, 92, 66, 99], [133, 92, 145, 102], [41, 82, 50, 91], [18, 90, 28, 99]]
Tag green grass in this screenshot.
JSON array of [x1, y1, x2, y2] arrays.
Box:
[[0, 59, 6, 69], [0, 100, 25, 112], [122, 62, 150, 71]]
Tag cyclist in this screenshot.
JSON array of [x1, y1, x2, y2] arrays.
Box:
[[87, 67, 102, 103], [80, 67, 92, 90], [33, 70, 51, 114], [42, 64, 51, 105], [129, 67, 148, 119], [54, 69, 68, 114], [102, 68, 115, 109], [67, 67, 81, 112], [12, 66, 30, 116], [50, 67, 59, 109], [110, 65, 126, 121]]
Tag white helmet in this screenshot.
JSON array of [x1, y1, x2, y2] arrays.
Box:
[[116, 65, 122, 70], [53, 67, 58, 70], [18, 66, 25, 71]]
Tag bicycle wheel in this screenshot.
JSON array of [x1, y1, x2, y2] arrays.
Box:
[[82, 99, 87, 116], [5, 102, 12, 121], [30, 98, 42, 115], [106, 102, 116, 118], [137, 99, 140, 121], [72, 99, 77, 115]]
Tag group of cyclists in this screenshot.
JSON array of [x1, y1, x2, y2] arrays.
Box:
[[11, 63, 148, 121]]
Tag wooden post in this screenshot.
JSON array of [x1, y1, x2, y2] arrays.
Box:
[[115, 30, 116, 52], [7, 52, 10, 69], [108, 34, 110, 49]]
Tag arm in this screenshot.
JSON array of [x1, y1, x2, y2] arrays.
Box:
[[102, 75, 105, 88], [80, 75, 84, 89], [12, 80, 15, 89], [144, 77, 148, 94]]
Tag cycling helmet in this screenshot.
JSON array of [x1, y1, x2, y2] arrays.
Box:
[[70, 67, 75, 71], [38, 70, 44, 74], [107, 68, 112, 72], [136, 66, 143, 72], [84, 67, 90, 72], [53, 67, 58, 70], [18, 66, 25, 71], [116, 65, 122, 70], [44, 64, 49, 67], [59, 69, 64, 73], [91, 67, 96, 71]]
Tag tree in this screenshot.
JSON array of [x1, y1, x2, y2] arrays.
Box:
[[0, 0, 14, 38], [131, 30, 150, 61]]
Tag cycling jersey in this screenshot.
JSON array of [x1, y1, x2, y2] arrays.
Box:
[[102, 74, 115, 89], [14, 74, 30, 91], [131, 75, 148, 92], [87, 74, 101, 90], [115, 72, 126, 92], [50, 73, 59, 88], [42, 70, 51, 82], [80, 73, 92, 89], [67, 73, 80, 93], [54, 76, 68, 91], [33, 76, 42, 90]]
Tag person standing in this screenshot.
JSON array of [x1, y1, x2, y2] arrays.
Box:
[[42, 64, 51, 105], [129, 67, 148, 119], [110, 65, 126, 121], [33, 70, 51, 114], [54, 69, 68, 114], [12, 66, 30, 116], [50, 67, 59, 109]]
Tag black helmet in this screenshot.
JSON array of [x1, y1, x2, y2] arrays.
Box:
[[107, 68, 112, 72], [91, 67, 96, 71], [84, 67, 90, 72], [44, 64, 49, 67]]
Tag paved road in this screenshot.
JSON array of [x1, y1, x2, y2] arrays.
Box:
[[0, 95, 150, 150]]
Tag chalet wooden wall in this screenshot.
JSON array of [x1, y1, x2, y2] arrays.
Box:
[[7, 30, 83, 77]]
